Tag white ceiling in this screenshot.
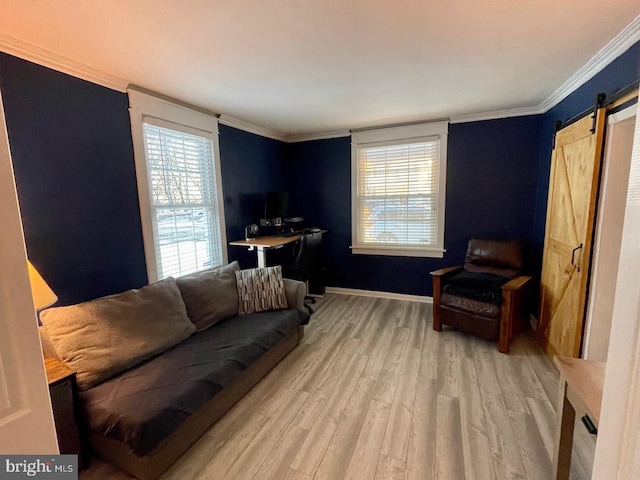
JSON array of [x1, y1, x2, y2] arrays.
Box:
[[1, 1, 639, 139]]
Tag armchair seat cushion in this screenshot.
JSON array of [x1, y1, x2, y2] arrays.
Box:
[[442, 271, 510, 305], [440, 293, 501, 319]]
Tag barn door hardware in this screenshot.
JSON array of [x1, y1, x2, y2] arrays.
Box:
[[552, 120, 563, 150], [590, 93, 606, 133]]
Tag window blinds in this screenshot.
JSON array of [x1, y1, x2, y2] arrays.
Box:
[[356, 138, 440, 247], [142, 122, 223, 278]]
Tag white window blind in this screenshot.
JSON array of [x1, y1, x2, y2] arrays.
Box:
[[351, 122, 448, 257], [142, 122, 224, 278]]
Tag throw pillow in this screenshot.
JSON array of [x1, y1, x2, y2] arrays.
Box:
[[40, 277, 196, 390], [235, 266, 288, 315], [175, 261, 241, 331]]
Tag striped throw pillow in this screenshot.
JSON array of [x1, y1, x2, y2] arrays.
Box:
[[235, 266, 288, 315]]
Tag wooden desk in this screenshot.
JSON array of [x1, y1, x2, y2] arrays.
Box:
[[553, 356, 606, 479], [229, 234, 301, 267]]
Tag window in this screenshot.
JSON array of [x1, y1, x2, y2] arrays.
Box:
[[351, 121, 448, 257], [129, 90, 227, 281]]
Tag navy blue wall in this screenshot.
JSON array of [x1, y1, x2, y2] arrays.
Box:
[[287, 115, 543, 296], [532, 42, 640, 253], [446, 117, 542, 270], [0, 54, 293, 303], [0, 53, 147, 305], [218, 125, 290, 267], [2, 39, 637, 302], [286, 137, 352, 286]]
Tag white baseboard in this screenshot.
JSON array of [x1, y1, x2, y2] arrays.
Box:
[[325, 286, 432, 304]]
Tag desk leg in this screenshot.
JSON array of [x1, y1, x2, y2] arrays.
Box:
[[553, 378, 575, 480], [257, 247, 267, 268]]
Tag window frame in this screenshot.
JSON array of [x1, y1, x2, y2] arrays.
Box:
[[128, 89, 228, 282], [351, 121, 448, 258]]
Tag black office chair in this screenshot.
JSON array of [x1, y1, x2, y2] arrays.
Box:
[[283, 229, 322, 314]]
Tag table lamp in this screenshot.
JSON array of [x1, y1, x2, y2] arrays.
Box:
[[27, 261, 58, 311]]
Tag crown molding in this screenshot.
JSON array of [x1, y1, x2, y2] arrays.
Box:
[[1, 15, 638, 135], [219, 115, 350, 142], [539, 15, 640, 112], [128, 85, 221, 119], [450, 16, 640, 125], [450, 105, 544, 124], [218, 115, 289, 142], [287, 130, 351, 143], [0, 33, 129, 92], [348, 16, 639, 128]]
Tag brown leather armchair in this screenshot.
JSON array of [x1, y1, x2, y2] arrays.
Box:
[[431, 238, 533, 354]]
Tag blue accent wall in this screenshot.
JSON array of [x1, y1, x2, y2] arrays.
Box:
[[1, 40, 637, 302], [446, 117, 542, 270], [286, 42, 640, 297], [532, 42, 640, 254], [218, 125, 290, 267], [287, 115, 543, 296], [0, 54, 294, 303], [286, 137, 352, 286], [0, 52, 148, 305], [233, 42, 638, 296]]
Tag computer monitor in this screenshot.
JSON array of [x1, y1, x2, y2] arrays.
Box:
[[264, 191, 289, 224]]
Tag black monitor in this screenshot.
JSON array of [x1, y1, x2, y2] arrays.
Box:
[[264, 191, 289, 221]]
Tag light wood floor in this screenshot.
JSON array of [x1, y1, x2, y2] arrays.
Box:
[[80, 294, 596, 480]]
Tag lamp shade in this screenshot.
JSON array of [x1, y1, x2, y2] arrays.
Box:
[[27, 261, 58, 310]]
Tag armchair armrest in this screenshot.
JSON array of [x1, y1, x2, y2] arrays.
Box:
[[431, 266, 463, 332], [502, 275, 533, 292], [498, 275, 534, 354], [431, 266, 463, 277], [283, 278, 306, 312]]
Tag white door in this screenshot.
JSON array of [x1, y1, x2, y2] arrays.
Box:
[[583, 105, 637, 361], [592, 101, 640, 478], [0, 90, 59, 453]]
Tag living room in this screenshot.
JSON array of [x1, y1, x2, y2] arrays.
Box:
[[1, 2, 640, 479]]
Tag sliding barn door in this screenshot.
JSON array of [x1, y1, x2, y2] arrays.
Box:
[[537, 107, 606, 358]]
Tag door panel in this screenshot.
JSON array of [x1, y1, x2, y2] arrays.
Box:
[[538, 109, 606, 358], [584, 106, 636, 361], [0, 88, 58, 453]]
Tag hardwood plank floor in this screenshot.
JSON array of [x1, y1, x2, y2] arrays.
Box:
[[79, 294, 596, 480]]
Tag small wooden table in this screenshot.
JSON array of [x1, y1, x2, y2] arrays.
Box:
[[553, 356, 606, 479], [229, 234, 301, 268], [44, 356, 87, 468]]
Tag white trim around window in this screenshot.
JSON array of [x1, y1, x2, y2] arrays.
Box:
[[128, 89, 228, 282], [351, 121, 448, 258]]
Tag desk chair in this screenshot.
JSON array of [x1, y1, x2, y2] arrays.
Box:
[[283, 229, 322, 314]]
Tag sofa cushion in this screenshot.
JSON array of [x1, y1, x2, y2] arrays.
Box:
[[40, 277, 195, 390], [235, 266, 288, 315], [79, 308, 310, 455], [176, 261, 240, 331]]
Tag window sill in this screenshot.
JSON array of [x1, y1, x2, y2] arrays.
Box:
[[351, 246, 445, 258]]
